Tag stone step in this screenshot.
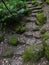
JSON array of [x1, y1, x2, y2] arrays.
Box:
[[29, 13, 37, 17], [24, 31, 33, 38], [26, 22, 40, 31], [14, 44, 27, 56], [32, 6, 42, 10], [26, 38, 36, 45], [33, 31, 41, 39], [25, 22, 33, 30], [27, 4, 33, 8], [28, 5, 42, 10], [26, 17, 36, 22], [26, 1, 32, 4], [32, 9, 43, 13]]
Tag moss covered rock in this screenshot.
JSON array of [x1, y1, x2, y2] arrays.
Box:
[[46, 0, 49, 4], [8, 36, 19, 46], [36, 13, 47, 26], [13, 22, 25, 34], [32, 0, 37, 5], [41, 28, 46, 34], [23, 44, 43, 62], [42, 32, 49, 41], [45, 45, 49, 60]]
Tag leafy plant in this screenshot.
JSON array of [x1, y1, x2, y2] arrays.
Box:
[[0, 0, 28, 23]]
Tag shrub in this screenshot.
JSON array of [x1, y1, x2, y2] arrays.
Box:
[[41, 28, 46, 34], [36, 13, 47, 26], [0, 34, 4, 42], [23, 44, 43, 62], [46, 0, 49, 4], [42, 32, 49, 41], [8, 36, 19, 46]]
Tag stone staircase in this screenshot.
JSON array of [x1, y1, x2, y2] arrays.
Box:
[[0, 1, 49, 65]]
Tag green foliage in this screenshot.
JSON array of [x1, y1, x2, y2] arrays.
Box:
[[42, 32, 49, 41], [45, 45, 49, 60], [13, 22, 25, 33], [23, 44, 43, 62], [8, 36, 19, 46], [0, 0, 28, 23], [32, 0, 37, 5], [46, 0, 49, 4], [36, 13, 47, 26], [41, 28, 46, 34], [0, 34, 4, 42]]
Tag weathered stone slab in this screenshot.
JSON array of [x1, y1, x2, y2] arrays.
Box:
[[26, 38, 36, 45], [24, 31, 33, 38]]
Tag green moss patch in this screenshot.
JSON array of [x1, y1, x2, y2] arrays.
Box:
[[8, 36, 19, 46], [32, 0, 37, 5], [46, 0, 49, 4], [41, 28, 46, 34], [45, 45, 49, 60], [23, 44, 43, 62], [36, 13, 47, 26], [42, 32, 49, 41], [13, 22, 26, 34]]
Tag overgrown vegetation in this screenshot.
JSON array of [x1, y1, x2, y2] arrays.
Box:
[[0, 0, 30, 23]]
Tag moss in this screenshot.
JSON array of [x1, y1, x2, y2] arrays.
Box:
[[36, 13, 47, 26], [42, 32, 49, 41], [46, 0, 49, 4], [41, 28, 46, 34], [13, 22, 26, 33], [3, 51, 13, 58], [23, 44, 43, 62], [32, 0, 37, 5], [45, 45, 49, 60], [8, 36, 19, 46], [0, 34, 4, 42], [25, 8, 32, 16]]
